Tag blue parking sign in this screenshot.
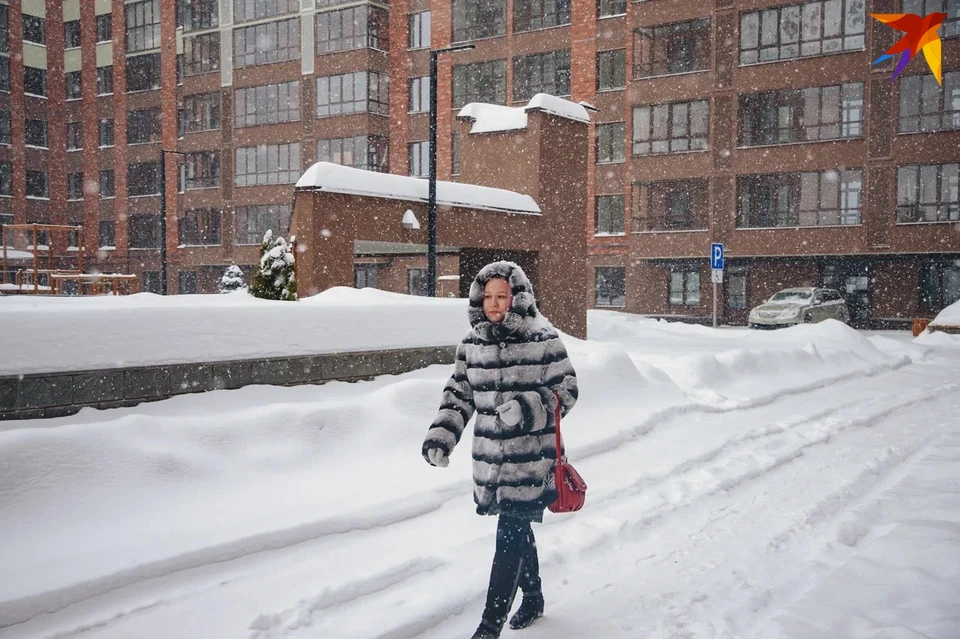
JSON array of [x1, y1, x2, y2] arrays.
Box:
[[711, 243, 724, 270]]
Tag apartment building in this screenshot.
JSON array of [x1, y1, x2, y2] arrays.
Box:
[[0, 0, 958, 326]]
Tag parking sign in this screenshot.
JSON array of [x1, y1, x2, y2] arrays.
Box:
[[711, 243, 724, 270]]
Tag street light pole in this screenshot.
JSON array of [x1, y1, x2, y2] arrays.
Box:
[[427, 44, 474, 297], [158, 148, 185, 295]]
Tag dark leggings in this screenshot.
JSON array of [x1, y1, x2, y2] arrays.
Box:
[[481, 515, 541, 629]]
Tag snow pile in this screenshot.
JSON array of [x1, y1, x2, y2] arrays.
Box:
[[295, 162, 541, 214], [931, 298, 960, 326], [457, 94, 589, 134], [0, 288, 470, 376]]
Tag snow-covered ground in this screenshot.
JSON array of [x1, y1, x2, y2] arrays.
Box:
[[2, 303, 960, 639]]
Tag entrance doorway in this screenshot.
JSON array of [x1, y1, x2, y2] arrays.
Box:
[[822, 262, 870, 327]]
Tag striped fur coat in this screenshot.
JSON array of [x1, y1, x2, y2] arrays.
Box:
[[422, 261, 578, 517]]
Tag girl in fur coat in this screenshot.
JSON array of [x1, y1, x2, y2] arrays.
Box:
[[422, 261, 578, 639]]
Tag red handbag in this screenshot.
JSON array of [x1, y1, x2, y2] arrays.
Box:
[[547, 393, 587, 513]]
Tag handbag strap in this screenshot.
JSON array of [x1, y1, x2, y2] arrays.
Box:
[[553, 391, 562, 466]]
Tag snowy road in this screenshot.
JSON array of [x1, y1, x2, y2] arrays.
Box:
[[2, 315, 959, 639]]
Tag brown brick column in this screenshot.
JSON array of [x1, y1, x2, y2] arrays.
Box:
[[160, 0, 180, 291], [46, 0, 67, 234], [571, 0, 597, 245], [112, 0, 129, 259], [8, 2, 25, 226], [388, 0, 410, 175], [430, 0, 453, 178], [80, 0, 101, 256]]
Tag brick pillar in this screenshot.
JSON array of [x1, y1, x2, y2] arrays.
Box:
[[112, 0, 129, 259], [8, 2, 26, 227], [571, 0, 597, 244], [80, 0, 101, 257], [430, 0, 453, 178], [46, 0, 68, 233], [160, 0, 180, 291], [388, 0, 409, 176]]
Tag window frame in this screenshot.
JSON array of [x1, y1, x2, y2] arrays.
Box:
[[898, 72, 960, 134], [669, 269, 701, 307], [126, 53, 161, 92], [452, 0, 506, 43], [596, 49, 626, 91], [182, 92, 221, 133], [632, 99, 710, 156], [183, 32, 221, 76], [316, 71, 389, 118], [64, 20, 82, 48], [452, 60, 506, 108], [125, 0, 161, 53], [317, 135, 389, 173], [127, 161, 161, 197], [96, 13, 113, 42], [513, 0, 571, 33], [24, 66, 46, 97], [408, 140, 430, 177], [25, 169, 49, 199], [595, 266, 626, 307], [408, 11, 431, 49], [739, 0, 866, 66], [316, 5, 389, 55], [23, 14, 45, 45], [633, 18, 711, 79], [234, 143, 301, 187], [596, 122, 625, 163], [235, 81, 300, 127], [512, 49, 571, 102], [233, 17, 301, 69], [896, 163, 960, 224], [235, 204, 293, 245], [595, 194, 625, 235], [178, 208, 222, 246]]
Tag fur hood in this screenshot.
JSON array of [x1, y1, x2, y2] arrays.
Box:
[[467, 261, 552, 342]]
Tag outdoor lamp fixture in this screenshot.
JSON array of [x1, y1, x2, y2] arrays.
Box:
[[159, 148, 186, 295], [427, 43, 475, 297], [402, 209, 421, 231]]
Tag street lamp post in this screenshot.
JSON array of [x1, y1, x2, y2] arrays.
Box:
[[427, 44, 475, 297], [158, 148, 185, 295]]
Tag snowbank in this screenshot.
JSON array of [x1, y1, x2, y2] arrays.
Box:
[[0, 288, 470, 376], [931, 299, 960, 326]]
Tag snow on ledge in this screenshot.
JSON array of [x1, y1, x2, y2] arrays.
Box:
[[295, 163, 541, 215], [457, 94, 590, 134]]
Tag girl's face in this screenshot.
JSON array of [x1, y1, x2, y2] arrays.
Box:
[[483, 278, 511, 324]]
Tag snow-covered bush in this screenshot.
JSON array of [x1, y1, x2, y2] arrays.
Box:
[[250, 230, 297, 301], [218, 265, 247, 294]]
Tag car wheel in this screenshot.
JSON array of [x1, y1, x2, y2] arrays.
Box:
[[803, 314, 813, 323]]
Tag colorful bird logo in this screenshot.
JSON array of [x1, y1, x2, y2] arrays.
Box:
[[870, 12, 947, 85]]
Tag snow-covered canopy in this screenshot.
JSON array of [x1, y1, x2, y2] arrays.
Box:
[[458, 93, 591, 134], [295, 163, 541, 215]]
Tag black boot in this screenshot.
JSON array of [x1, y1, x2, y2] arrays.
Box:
[[509, 592, 544, 629], [470, 619, 501, 639]]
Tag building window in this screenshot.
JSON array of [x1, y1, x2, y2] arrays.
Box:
[[64, 20, 81, 48], [24, 67, 46, 97], [727, 270, 748, 309], [595, 267, 626, 306], [233, 17, 301, 68], [64, 71, 82, 100], [234, 143, 301, 186], [409, 11, 430, 49], [178, 271, 197, 294], [183, 93, 220, 132], [635, 179, 709, 231], [452, 131, 461, 175], [234, 0, 299, 23], [66, 122, 83, 150], [100, 169, 115, 198], [67, 172, 84, 200], [669, 269, 700, 306], [235, 81, 300, 127], [184, 32, 220, 76], [26, 170, 48, 199], [23, 15, 45, 44], [408, 268, 428, 296], [0, 110, 9, 144], [129, 215, 161, 248], [184, 151, 220, 189], [127, 53, 161, 91], [596, 122, 625, 163], [903, 0, 959, 39], [184, 0, 218, 32], [513, 50, 570, 101], [899, 72, 960, 133], [0, 58, 8, 92], [316, 5, 388, 54], [633, 18, 711, 79], [409, 76, 430, 112], [25, 119, 47, 147], [127, 161, 161, 196], [98, 66, 114, 94], [452, 0, 506, 42], [737, 169, 863, 228], [596, 49, 625, 91], [920, 263, 960, 311], [409, 141, 429, 177], [896, 163, 959, 224], [179, 208, 221, 246], [355, 264, 378, 288], [316, 71, 389, 117], [141, 271, 160, 293], [317, 135, 389, 172], [739, 0, 865, 66], [0, 163, 10, 196], [595, 195, 625, 234], [452, 60, 506, 107], [633, 100, 709, 155], [739, 82, 863, 146], [99, 220, 116, 247], [128, 108, 161, 144], [235, 204, 292, 244], [514, 0, 570, 32], [126, 0, 161, 52], [96, 13, 113, 42], [598, 0, 626, 17]]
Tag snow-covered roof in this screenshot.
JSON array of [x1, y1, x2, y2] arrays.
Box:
[[295, 163, 541, 215], [1, 248, 35, 260], [457, 93, 591, 134]]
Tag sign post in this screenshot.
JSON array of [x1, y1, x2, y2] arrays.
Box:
[[710, 243, 724, 328]]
